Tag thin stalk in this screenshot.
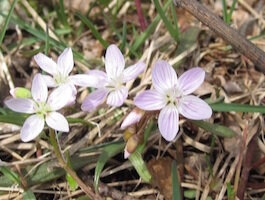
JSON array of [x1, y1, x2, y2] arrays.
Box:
[[49, 128, 101, 199]]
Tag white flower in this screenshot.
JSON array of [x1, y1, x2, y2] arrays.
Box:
[[134, 60, 212, 141], [5, 74, 73, 142], [81, 44, 146, 111]]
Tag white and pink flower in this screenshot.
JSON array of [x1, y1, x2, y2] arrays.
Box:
[[5, 74, 73, 142], [134, 60, 212, 141], [81, 44, 146, 112]]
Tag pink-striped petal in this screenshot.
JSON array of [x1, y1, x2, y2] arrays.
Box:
[[5, 98, 35, 114], [178, 67, 205, 95], [123, 61, 146, 82], [105, 44, 125, 79], [47, 84, 75, 111], [31, 73, 48, 102], [178, 95, 212, 120], [45, 111, 69, 132], [121, 108, 144, 130], [158, 105, 179, 141], [106, 86, 128, 107], [42, 75, 56, 87], [152, 60, 177, 94], [57, 48, 74, 76], [34, 53, 58, 75], [69, 74, 100, 87], [81, 88, 108, 112], [87, 70, 108, 87], [21, 114, 44, 142], [134, 90, 166, 111]]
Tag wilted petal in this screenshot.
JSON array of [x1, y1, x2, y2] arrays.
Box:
[[31, 73, 48, 102], [47, 84, 75, 111], [34, 53, 58, 75], [178, 67, 205, 95], [45, 111, 69, 132], [123, 61, 146, 82], [107, 86, 128, 107], [81, 88, 108, 112], [134, 90, 166, 111], [87, 70, 108, 87], [57, 48, 74, 76], [121, 108, 144, 130], [42, 75, 56, 87], [178, 95, 212, 120], [5, 98, 35, 114], [158, 105, 179, 141], [21, 114, 44, 142], [105, 44, 125, 79], [69, 74, 100, 87], [152, 60, 177, 94]]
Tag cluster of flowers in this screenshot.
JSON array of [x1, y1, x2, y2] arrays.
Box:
[[5, 44, 212, 148]]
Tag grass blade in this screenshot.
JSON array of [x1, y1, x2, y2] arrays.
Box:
[[191, 120, 236, 137], [210, 102, 265, 113], [154, 0, 179, 42], [22, 190, 36, 200], [0, 0, 18, 46], [172, 160, 181, 200], [222, 0, 228, 24], [0, 166, 20, 185], [76, 12, 109, 48], [227, 0, 237, 24]]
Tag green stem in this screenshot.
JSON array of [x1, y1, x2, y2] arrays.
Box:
[[49, 128, 101, 199]]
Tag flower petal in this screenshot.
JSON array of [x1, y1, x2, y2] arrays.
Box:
[[105, 44, 125, 79], [123, 61, 146, 82], [178, 95, 212, 120], [178, 67, 205, 95], [158, 105, 179, 141], [34, 53, 58, 75], [152, 60, 177, 94], [42, 75, 56, 87], [107, 86, 128, 107], [57, 48, 74, 76], [47, 84, 75, 111], [134, 90, 166, 111], [45, 111, 69, 132], [124, 149, 130, 159], [121, 108, 144, 130], [21, 114, 44, 142], [69, 74, 100, 87], [31, 73, 48, 102], [5, 98, 35, 114], [87, 70, 108, 87], [81, 88, 108, 112]]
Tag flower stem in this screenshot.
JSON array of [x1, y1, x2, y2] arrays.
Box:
[[49, 128, 101, 199]]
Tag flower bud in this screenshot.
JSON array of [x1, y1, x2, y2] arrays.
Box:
[[124, 134, 140, 159], [10, 87, 31, 98], [121, 108, 144, 130]]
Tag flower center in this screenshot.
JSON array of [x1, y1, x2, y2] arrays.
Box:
[[165, 87, 181, 106], [35, 102, 51, 116], [107, 75, 123, 91], [54, 73, 68, 85]]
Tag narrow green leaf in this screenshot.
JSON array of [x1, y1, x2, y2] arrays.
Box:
[[0, 0, 17, 46], [76, 12, 109, 48], [120, 21, 127, 52], [154, 0, 179, 42], [191, 120, 236, 137], [210, 102, 265, 113], [170, 1, 180, 40], [0, 166, 20, 185], [66, 151, 78, 191], [227, 182, 235, 200], [59, 0, 69, 28], [222, 0, 228, 24], [172, 160, 181, 200], [94, 142, 125, 190], [23, 190, 36, 200], [184, 190, 196, 199], [227, 0, 237, 24], [45, 24, 49, 56], [128, 151, 151, 183]]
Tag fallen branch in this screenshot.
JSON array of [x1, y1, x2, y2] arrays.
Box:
[[174, 0, 265, 73]]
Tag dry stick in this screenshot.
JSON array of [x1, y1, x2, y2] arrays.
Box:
[[49, 129, 102, 200], [174, 0, 265, 73]]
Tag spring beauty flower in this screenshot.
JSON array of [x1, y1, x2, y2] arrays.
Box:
[[81, 44, 146, 112], [134, 60, 212, 141], [34, 48, 97, 102], [120, 107, 144, 130], [5, 74, 73, 142]]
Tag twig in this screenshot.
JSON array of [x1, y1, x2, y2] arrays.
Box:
[[49, 129, 102, 199], [173, 0, 265, 73], [135, 0, 147, 31]]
